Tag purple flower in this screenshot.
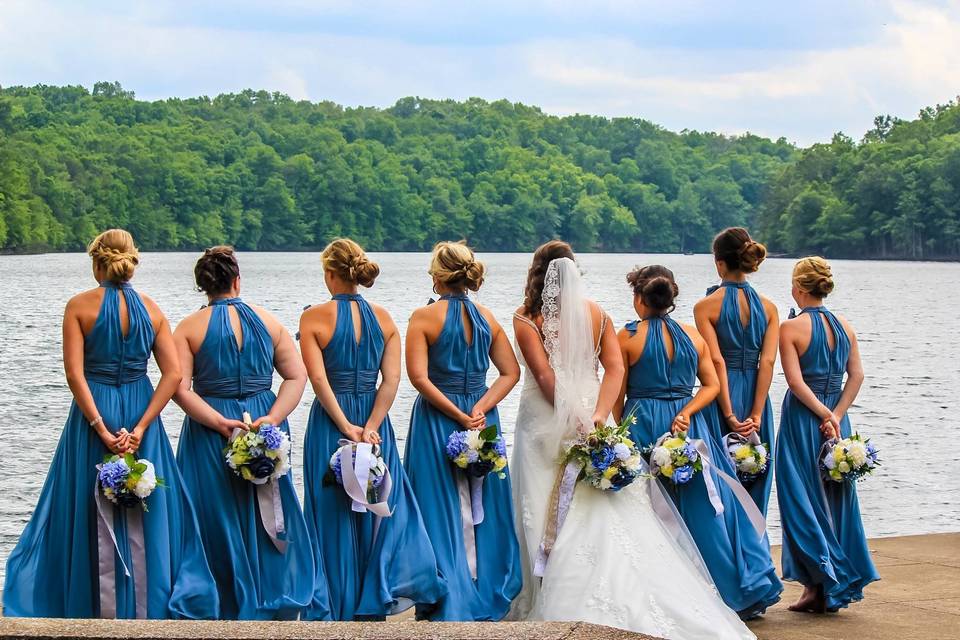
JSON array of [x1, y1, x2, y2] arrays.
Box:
[[468, 459, 494, 478], [682, 442, 699, 462], [672, 465, 695, 484], [331, 453, 343, 484], [445, 432, 468, 459], [492, 437, 507, 457], [259, 424, 283, 451], [98, 459, 129, 491]]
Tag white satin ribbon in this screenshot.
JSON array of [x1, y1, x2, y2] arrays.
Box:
[[692, 438, 767, 537], [232, 423, 288, 553], [95, 474, 147, 619], [454, 471, 486, 580], [335, 439, 393, 519], [533, 459, 581, 577]]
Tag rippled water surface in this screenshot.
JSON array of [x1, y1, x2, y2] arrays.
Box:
[[1, 252, 958, 582]]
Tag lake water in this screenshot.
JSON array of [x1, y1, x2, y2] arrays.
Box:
[[1, 252, 958, 583]]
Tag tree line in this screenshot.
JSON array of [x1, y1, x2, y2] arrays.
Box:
[[1, 82, 958, 258]]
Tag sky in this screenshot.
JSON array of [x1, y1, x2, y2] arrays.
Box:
[[1, 0, 958, 145]]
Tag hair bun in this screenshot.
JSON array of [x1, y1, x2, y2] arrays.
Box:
[[642, 276, 677, 312], [322, 238, 379, 287], [793, 256, 835, 298], [737, 240, 767, 273], [430, 241, 485, 292], [87, 229, 140, 283], [195, 246, 240, 296]]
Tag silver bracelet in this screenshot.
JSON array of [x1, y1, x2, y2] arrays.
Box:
[[89, 416, 104, 428]]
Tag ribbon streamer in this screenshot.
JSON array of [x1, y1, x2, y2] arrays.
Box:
[[455, 472, 487, 580], [534, 459, 582, 577], [693, 438, 767, 537], [233, 423, 288, 553], [95, 475, 147, 619], [336, 439, 394, 519]]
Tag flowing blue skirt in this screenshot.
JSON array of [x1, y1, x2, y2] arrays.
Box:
[[403, 392, 521, 621], [302, 394, 447, 620], [176, 389, 317, 620], [3, 378, 219, 619], [705, 369, 775, 515], [776, 391, 879, 609], [626, 396, 782, 618]]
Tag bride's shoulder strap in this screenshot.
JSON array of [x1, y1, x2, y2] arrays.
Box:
[[595, 311, 609, 354]]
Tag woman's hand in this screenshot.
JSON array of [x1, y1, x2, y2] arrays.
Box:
[[726, 414, 754, 435], [342, 424, 365, 442], [457, 411, 485, 431], [125, 425, 147, 454], [671, 413, 691, 435], [217, 415, 249, 439], [820, 414, 841, 440], [747, 413, 762, 433], [361, 426, 382, 446], [98, 426, 127, 455], [251, 414, 279, 430]]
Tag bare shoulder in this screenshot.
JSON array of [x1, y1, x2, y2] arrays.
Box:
[[835, 313, 857, 338], [473, 301, 501, 330], [137, 291, 166, 318], [300, 300, 336, 323], [758, 294, 779, 319], [369, 302, 397, 332], [680, 322, 706, 347]]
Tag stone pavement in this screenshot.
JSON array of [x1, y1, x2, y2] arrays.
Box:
[[1, 533, 956, 639]]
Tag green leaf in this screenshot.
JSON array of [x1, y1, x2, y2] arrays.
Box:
[[123, 453, 136, 467], [479, 425, 498, 441], [132, 463, 147, 474]]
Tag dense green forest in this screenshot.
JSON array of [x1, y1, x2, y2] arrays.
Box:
[[1, 82, 958, 258]]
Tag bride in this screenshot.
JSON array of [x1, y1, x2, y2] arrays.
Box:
[[508, 242, 755, 640]]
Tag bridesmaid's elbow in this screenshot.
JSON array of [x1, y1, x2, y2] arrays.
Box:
[[702, 383, 720, 403]]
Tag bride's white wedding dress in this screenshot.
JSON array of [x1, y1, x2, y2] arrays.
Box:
[[508, 258, 754, 640]]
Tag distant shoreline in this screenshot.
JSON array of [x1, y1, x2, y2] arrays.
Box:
[[2, 248, 958, 263]]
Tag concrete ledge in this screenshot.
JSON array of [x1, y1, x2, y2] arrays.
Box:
[[0, 619, 658, 640]]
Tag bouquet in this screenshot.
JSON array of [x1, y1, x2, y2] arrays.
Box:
[[97, 453, 164, 510], [724, 433, 770, 483], [328, 443, 389, 503], [446, 426, 507, 479], [821, 433, 879, 482], [224, 414, 291, 484], [645, 432, 703, 485], [565, 420, 643, 491]]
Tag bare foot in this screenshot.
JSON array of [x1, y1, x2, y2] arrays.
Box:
[[788, 585, 826, 613]]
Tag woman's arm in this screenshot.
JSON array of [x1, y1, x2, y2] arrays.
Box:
[[299, 310, 364, 442], [779, 319, 837, 438], [470, 316, 521, 422], [694, 298, 745, 433], [750, 301, 780, 428], [673, 332, 720, 434], [172, 319, 247, 439], [831, 318, 864, 420], [514, 315, 555, 404], [252, 316, 307, 429], [406, 310, 482, 430], [591, 316, 625, 426], [128, 305, 182, 451], [612, 329, 630, 423], [62, 297, 124, 453], [361, 309, 402, 445]]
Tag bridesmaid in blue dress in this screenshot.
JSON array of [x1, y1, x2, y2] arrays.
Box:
[[694, 228, 779, 514], [3, 229, 218, 619], [777, 257, 878, 613], [299, 238, 446, 620], [173, 246, 319, 620], [403, 241, 522, 621], [614, 265, 782, 619]]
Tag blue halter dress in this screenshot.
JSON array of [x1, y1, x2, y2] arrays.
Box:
[[301, 293, 446, 620], [622, 315, 782, 618], [403, 294, 521, 621], [776, 307, 879, 609], [704, 282, 775, 514], [175, 297, 318, 620], [3, 282, 218, 619]]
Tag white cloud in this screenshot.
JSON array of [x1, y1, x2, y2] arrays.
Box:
[[1, 0, 957, 144]]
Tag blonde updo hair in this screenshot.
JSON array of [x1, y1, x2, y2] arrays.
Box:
[[793, 256, 835, 298], [322, 238, 380, 287], [429, 241, 485, 292], [87, 229, 140, 283]]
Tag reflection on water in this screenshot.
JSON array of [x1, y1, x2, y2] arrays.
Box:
[[1, 252, 958, 582]]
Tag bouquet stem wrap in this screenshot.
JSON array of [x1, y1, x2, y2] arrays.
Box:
[[687, 437, 766, 537], [334, 439, 393, 541], [455, 473, 486, 580], [534, 459, 581, 577], [94, 474, 147, 619], [232, 427, 287, 553]]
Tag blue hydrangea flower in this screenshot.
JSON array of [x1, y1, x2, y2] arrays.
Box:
[[445, 432, 468, 458], [591, 446, 616, 471], [672, 465, 694, 484], [98, 459, 130, 491], [613, 442, 631, 461], [331, 453, 343, 484], [466, 449, 480, 464], [682, 442, 699, 462], [259, 424, 283, 451], [492, 437, 507, 457]]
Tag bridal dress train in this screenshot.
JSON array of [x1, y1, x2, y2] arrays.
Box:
[[508, 258, 755, 640]]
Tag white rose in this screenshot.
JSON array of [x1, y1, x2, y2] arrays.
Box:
[[847, 442, 867, 467], [625, 455, 643, 472], [837, 461, 850, 473], [755, 445, 767, 460], [133, 461, 157, 498], [599, 478, 612, 490], [651, 447, 672, 468], [465, 430, 484, 451]]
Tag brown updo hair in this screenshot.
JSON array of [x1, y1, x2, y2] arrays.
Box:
[[195, 246, 240, 296], [87, 229, 140, 283], [522, 240, 576, 317], [322, 238, 380, 287], [429, 241, 485, 292], [792, 256, 834, 298], [713, 227, 767, 274], [627, 265, 679, 314]]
